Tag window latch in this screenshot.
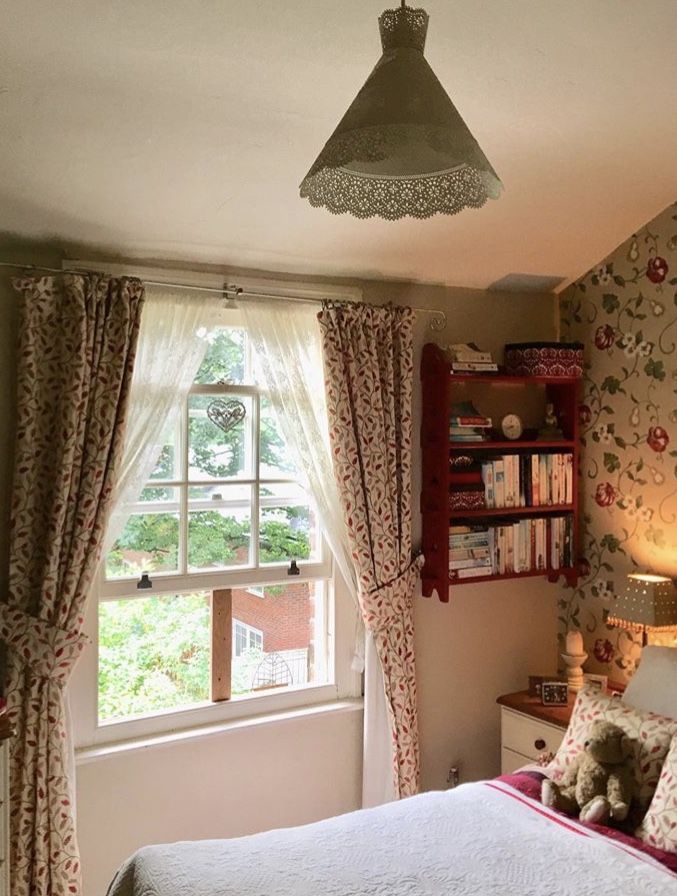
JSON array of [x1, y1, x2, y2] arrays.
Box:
[[287, 559, 300, 576], [137, 572, 153, 590]]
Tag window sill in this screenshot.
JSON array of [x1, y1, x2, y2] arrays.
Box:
[[75, 698, 364, 765]]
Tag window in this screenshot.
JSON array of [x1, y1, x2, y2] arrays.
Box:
[[233, 620, 263, 657], [85, 324, 346, 743]]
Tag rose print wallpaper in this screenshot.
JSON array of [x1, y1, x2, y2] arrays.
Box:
[[559, 201, 677, 682]]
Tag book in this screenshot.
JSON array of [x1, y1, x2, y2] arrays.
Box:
[[494, 460, 505, 508], [481, 463, 495, 508], [565, 454, 573, 504], [505, 455, 517, 508], [449, 556, 493, 570], [449, 565, 492, 580], [450, 401, 491, 428], [450, 417, 493, 427], [447, 343, 494, 363], [451, 362, 499, 373], [449, 546, 491, 560], [531, 454, 540, 507]]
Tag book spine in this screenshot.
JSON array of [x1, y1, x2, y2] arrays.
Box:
[[524, 455, 533, 507], [494, 460, 505, 508], [451, 352, 493, 363], [449, 557, 493, 570], [451, 362, 499, 371], [565, 454, 573, 505], [531, 454, 540, 506], [539, 456, 548, 506], [481, 463, 495, 508], [449, 547, 491, 560], [449, 565, 492, 580], [450, 417, 493, 427]]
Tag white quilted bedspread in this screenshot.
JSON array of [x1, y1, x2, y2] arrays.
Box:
[[107, 781, 675, 896]]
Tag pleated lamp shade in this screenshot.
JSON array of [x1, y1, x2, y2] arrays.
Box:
[[300, 3, 503, 220]]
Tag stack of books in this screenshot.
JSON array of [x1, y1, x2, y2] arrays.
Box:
[[447, 343, 498, 374], [480, 452, 574, 508], [448, 517, 574, 579], [449, 525, 493, 579], [450, 400, 492, 443], [491, 516, 574, 574]]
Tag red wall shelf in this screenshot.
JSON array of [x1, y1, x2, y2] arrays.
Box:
[[420, 343, 581, 602]]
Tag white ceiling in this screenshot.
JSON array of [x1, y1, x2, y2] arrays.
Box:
[[1, 1, 676, 291]]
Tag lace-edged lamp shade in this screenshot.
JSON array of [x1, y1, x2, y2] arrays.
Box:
[[607, 573, 677, 647], [299, 2, 503, 220]]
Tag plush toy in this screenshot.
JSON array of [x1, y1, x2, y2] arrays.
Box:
[[541, 720, 635, 825]]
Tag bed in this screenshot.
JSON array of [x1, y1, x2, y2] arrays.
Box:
[[107, 647, 677, 896]]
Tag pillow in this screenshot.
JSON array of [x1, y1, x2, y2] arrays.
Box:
[[623, 646, 677, 719], [549, 686, 677, 813], [636, 734, 677, 853]]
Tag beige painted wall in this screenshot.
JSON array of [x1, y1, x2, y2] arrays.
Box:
[[76, 706, 363, 896], [0, 251, 560, 893], [359, 280, 559, 789]]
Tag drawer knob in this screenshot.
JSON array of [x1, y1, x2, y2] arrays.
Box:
[[534, 738, 546, 751]]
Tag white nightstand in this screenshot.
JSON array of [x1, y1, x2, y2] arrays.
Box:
[[497, 690, 572, 775]]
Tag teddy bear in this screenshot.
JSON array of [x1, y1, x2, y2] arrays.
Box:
[[541, 720, 635, 825]]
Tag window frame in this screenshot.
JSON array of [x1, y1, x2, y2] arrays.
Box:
[[70, 313, 360, 750]]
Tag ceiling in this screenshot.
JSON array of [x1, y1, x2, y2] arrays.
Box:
[[1, 1, 676, 292]]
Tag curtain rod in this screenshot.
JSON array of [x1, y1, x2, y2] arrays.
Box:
[[0, 260, 447, 332]]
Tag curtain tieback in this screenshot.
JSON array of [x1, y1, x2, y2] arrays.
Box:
[[0, 602, 89, 685], [361, 554, 424, 634]]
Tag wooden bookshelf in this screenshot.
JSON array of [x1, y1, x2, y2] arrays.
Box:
[[421, 343, 581, 602]]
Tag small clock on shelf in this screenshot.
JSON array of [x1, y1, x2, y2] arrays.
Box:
[[500, 413, 523, 440]]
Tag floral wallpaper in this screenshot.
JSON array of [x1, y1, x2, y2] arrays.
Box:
[[559, 201, 677, 682]]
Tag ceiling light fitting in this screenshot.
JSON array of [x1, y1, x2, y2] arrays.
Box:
[[300, 1, 502, 220]]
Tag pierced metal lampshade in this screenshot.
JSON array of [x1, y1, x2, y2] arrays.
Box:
[[607, 573, 677, 646], [299, 2, 502, 220]]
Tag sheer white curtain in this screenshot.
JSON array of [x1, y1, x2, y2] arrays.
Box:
[[103, 286, 216, 555], [241, 298, 396, 807]]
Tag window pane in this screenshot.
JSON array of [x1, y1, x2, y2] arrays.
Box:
[[259, 397, 297, 478], [106, 511, 179, 579], [149, 423, 180, 481], [188, 485, 252, 570], [194, 328, 247, 385], [138, 485, 179, 505], [230, 581, 327, 696], [259, 483, 319, 564], [188, 393, 254, 480], [98, 592, 210, 722]]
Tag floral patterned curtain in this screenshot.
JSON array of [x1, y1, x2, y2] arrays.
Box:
[[318, 303, 421, 798], [0, 274, 144, 896]]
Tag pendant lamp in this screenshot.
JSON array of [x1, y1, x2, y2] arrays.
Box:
[[300, 1, 503, 220]]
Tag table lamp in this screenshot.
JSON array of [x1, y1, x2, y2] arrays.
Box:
[[607, 573, 677, 646]]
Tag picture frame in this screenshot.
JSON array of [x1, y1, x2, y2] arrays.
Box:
[[528, 675, 546, 698], [582, 673, 608, 693]]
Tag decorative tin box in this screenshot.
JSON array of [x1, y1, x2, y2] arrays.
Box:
[[504, 342, 584, 377], [449, 489, 486, 511]]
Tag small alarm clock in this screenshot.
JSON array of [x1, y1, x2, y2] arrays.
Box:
[[541, 681, 569, 706], [501, 413, 523, 440]]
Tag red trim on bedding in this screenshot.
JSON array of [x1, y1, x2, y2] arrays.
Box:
[[496, 772, 677, 875], [485, 782, 590, 837]]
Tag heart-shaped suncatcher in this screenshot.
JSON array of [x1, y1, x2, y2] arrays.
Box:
[[207, 398, 246, 434]]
